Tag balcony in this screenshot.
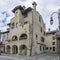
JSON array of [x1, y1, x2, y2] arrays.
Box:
[[6, 40, 10, 42]]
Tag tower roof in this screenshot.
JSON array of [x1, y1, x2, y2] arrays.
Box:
[[12, 5, 24, 13], [32, 1, 37, 6]]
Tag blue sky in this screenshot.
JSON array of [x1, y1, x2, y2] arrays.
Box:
[[0, 0, 60, 31]]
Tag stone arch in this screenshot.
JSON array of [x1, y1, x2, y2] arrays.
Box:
[[6, 45, 11, 54], [12, 35, 18, 41], [19, 45, 27, 55], [12, 45, 18, 54], [19, 34, 27, 40]]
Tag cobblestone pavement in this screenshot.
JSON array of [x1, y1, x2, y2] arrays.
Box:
[[0, 53, 60, 60]]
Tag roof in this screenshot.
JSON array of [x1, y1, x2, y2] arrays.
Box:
[[46, 30, 60, 38], [32, 1, 37, 6], [56, 31, 60, 36], [46, 30, 56, 35], [56, 31, 60, 38], [0, 31, 9, 34], [12, 5, 24, 13], [22, 7, 32, 14], [12, 5, 32, 13], [7, 23, 11, 25], [12, 5, 32, 17]]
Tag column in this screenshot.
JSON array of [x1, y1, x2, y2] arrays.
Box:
[[10, 46, 12, 54], [18, 46, 20, 55], [27, 49, 30, 56]]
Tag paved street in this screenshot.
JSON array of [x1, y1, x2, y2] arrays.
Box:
[[0, 56, 25, 60], [0, 53, 60, 60]]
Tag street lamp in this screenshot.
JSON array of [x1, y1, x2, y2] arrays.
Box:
[[50, 9, 60, 58], [0, 30, 1, 55], [50, 17, 53, 25], [50, 9, 60, 31]]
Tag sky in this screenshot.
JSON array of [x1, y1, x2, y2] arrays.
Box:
[[0, 0, 60, 32]]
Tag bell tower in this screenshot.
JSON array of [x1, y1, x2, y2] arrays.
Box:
[[32, 2, 37, 11], [12, 5, 24, 26]]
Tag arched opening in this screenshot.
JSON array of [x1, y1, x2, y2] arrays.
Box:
[[20, 34, 27, 40], [19, 45, 27, 55], [6, 45, 11, 54], [12, 45, 18, 54], [12, 35, 18, 41]]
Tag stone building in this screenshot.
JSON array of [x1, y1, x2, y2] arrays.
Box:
[[0, 31, 9, 53], [46, 29, 60, 53], [5, 2, 46, 56]]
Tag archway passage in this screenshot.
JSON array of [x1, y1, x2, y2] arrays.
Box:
[[12, 45, 18, 54], [6, 45, 10, 54], [20, 45, 27, 55]]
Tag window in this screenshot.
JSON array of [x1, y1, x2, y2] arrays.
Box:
[[52, 33, 55, 35], [44, 24, 45, 28], [36, 34, 38, 39], [24, 21, 28, 24], [40, 46, 41, 51], [24, 13, 27, 18], [53, 47, 55, 51], [3, 34, 5, 38], [52, 37, 55, 40], [43, 46, 44, 50], [39, 16, 41, 22], [44, 31, 45, 35], [2, 34, 5, 40], [11, 23, 15, 29], [12, 36, 18, 41], [41, 37, 44, 42], [16, 23, 18, 28], [41, 27, 42, 32], [46, 47, 48, 50], [52, 42, 55, 45], [50, 47, 52, 50]]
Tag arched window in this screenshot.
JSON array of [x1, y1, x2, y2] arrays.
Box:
[[20, 34, 27, 40], [12, 35, 18, 41], [11, 22, 15, 29]]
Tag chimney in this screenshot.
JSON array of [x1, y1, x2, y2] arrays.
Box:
[[48, 28, 50, 31], [32, 2, 37, 10]]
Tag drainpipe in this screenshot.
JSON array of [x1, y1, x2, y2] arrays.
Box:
[[30, 11, 33, 56], [30, 2, 37, 56]]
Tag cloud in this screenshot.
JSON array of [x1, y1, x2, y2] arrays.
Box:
[[0, 11, 11, 28], [0, 0, 60, 31], [20, 0, 27, 1]]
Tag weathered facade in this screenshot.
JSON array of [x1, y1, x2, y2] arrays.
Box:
[[5, 2, 46, 56], [56, 31, 60, 53], [46, 29, 60, 53]]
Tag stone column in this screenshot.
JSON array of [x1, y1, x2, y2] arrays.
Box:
[[18, 46, 20, 55], [10, 46, 12, 54], [27, 49, 30, 56], [5, 45, 7, 54]]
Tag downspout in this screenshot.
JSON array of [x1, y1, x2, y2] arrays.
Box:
[[30, 10, 33, 56]]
